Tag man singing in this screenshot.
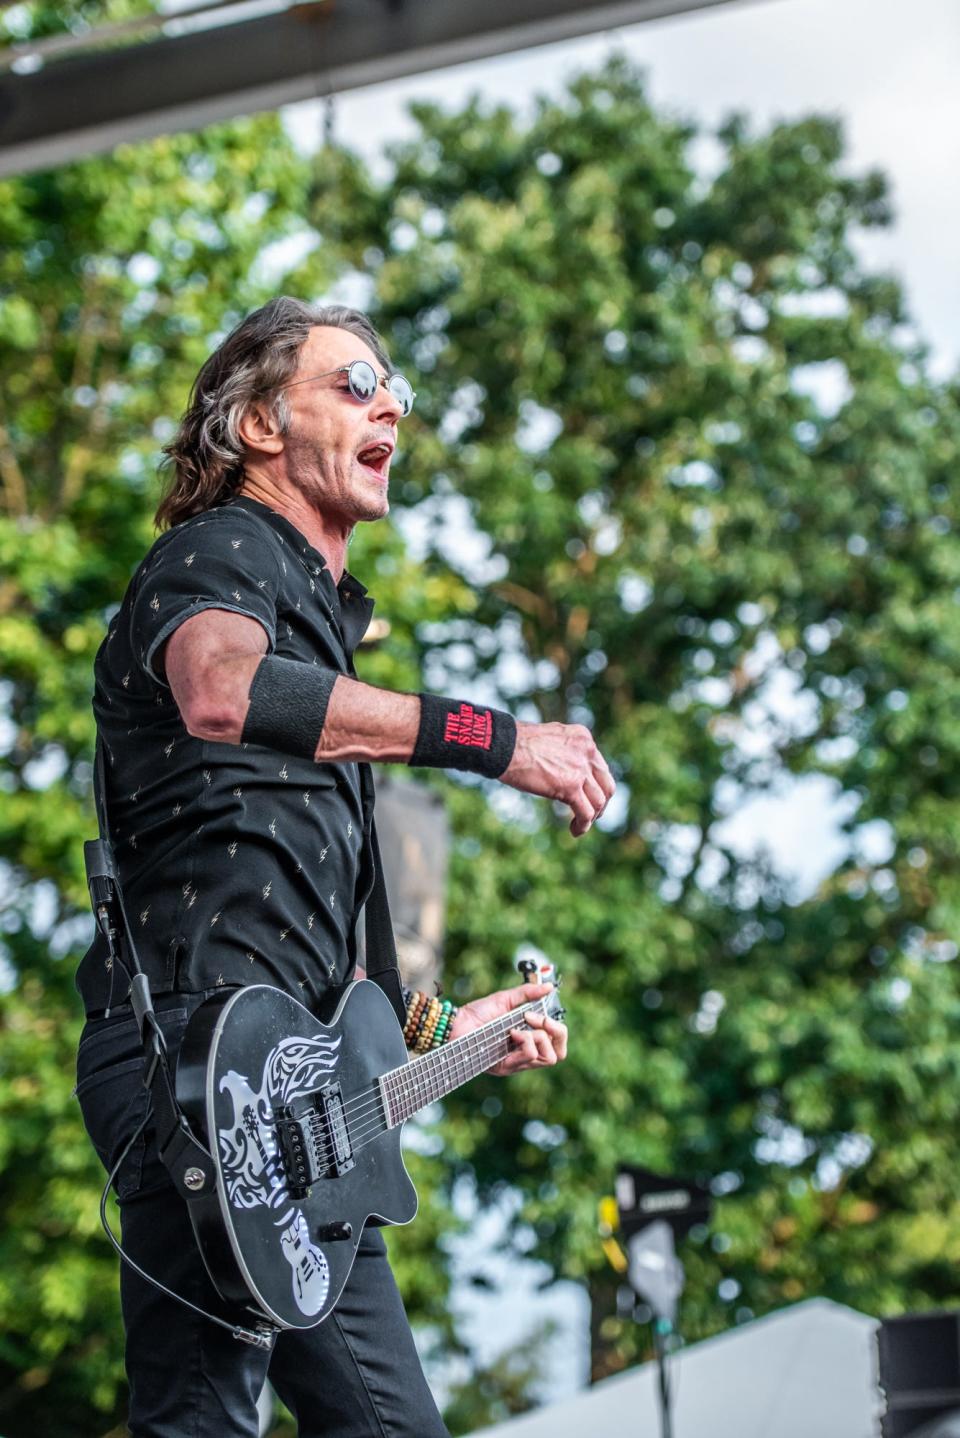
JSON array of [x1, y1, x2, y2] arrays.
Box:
[[75, 297, 614, 1436]]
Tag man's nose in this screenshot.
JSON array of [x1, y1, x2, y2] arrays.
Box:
[[371, 383, 403, 423]]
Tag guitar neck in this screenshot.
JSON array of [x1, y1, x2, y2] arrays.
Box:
[[379, 999, 550, 1127]]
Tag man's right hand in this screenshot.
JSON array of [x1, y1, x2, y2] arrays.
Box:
[[501, 721, 615, 837]]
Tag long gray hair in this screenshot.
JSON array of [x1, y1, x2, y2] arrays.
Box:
[[156, 296, 390, 529]]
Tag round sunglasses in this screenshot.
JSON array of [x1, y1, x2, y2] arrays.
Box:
[[282, 360, 416, 417]]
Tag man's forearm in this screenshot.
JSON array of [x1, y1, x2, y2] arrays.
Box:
[[243, 666, 515, 776], [172, 623, 613, 835], [314, 677, 420, 763], [168, 617, 419, 758]]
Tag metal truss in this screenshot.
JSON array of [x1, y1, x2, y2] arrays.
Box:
[[0, 0, 741, 177]]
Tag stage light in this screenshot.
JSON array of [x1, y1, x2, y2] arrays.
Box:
[[602, 1165, 713, 1438]]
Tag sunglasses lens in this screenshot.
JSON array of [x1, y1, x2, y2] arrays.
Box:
[[388, 374, 414, 416], [348, 361, 378, 402]]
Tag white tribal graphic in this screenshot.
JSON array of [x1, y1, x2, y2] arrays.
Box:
[[217, 1031, 342, 1315]]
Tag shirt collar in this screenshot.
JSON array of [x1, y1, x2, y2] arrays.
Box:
[[227, 496, 328, 575], [225, 496, 374, 657]]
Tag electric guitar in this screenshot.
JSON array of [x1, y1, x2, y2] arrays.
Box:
[[175, 967, 563, 1330]]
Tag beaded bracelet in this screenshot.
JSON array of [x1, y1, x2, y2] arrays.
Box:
[[436, 998, 456, 1037], [413, 1026, 434, 1056], [416, 1026, 440, 1056], [409, 993, 429, 1034], [403, 992, 428, 1044], [420, 998, 458, 1053], [432, 1000, 455, 1046], [403, 988, 460, 1052], [419, 1001, 441, 1047], [411, 998, 437, 1050], [415, 1001, 440, 1054], [409, 1009, 428, 1049]]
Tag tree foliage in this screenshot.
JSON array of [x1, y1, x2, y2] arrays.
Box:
[[304, 57, 960, 1385], [1, 47, 958, 1435], [0, 112, 468, 1434], [0, 115, 306, 1436]]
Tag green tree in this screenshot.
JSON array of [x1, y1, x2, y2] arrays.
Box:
[[0, 111, 470, 1432], [3, 37, 960, 1436], [0, 115, 309, 1435], [295, 57, 960, 1394]]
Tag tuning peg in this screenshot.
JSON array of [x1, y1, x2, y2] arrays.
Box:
[[517, 958, 539, 983]]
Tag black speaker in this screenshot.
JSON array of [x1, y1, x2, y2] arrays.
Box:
[[904, 1415, 960, 1438], [878, 1310, 960, 1437]]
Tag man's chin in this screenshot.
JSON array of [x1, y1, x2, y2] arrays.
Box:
[[354, 493, 390, 523]]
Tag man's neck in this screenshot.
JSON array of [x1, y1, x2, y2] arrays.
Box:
[[237, 474, 352, 582]]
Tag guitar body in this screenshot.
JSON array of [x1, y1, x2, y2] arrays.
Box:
[[176, 980, 417, 1330]]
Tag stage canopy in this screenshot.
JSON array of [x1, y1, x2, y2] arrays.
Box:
[[475, 1298, 880, 1438], [0, 0, 745, 177]]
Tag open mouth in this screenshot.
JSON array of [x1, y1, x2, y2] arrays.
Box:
[[356, 442, 393, 479]]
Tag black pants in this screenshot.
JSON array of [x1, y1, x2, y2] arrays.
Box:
[[76, 995, 449, 1438]]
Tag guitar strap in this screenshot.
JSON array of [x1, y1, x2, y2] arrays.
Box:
[[85, 737, 218, 1206], [361, 795, 406, 1029]]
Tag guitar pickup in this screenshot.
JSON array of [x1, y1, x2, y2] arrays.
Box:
[[317, 1084, 355, 1178], [274, 1108, 319, 1197], [275, 1083, 354, 1198]]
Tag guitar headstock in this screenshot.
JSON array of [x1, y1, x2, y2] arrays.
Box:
[[517, 956, 565, 1021]]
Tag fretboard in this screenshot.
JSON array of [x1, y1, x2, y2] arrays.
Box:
[[379, 999, 550, 1127]]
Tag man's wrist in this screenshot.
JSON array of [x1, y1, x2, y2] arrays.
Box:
[[402, 987, 459, 1052], [410, 695, 517, 778]]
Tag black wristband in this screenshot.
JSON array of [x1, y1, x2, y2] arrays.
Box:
[[240, 655, 338, 759], [411, 694, 517, 778]]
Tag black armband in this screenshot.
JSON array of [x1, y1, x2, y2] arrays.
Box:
[[411, 694, 516, 778], [240, 655, 338, 759]]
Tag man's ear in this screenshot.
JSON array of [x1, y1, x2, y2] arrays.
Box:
[[238, 401, 285, 457]]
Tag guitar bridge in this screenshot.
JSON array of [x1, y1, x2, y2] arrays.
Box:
[[275, 1083, 355, 1198]]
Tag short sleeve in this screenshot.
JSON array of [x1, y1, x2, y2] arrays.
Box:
[[130, 509, 281, 684]]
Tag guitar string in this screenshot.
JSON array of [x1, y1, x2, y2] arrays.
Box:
[[343, 1019, 522, 1157], [287, 1018, 527, 1168], [341, 997, 553, 1138], [322, 998, 557, 1158], [349, 1027, 518, 1143], [346, 1035, 517, 1144], [266, 999, 552, 1174], [335, 1023, 519, 1157], [285, 998, 548, 1159], [333, 997, 551, 1134], [337, 997, 551, 1125]]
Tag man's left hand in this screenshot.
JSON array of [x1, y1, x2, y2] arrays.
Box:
[[448, 982, 567, 1076]]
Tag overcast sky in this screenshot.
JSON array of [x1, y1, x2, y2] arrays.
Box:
[[288, 0, 960, 379]]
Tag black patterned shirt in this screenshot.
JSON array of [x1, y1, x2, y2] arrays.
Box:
[[76, 497, 376, 1017]]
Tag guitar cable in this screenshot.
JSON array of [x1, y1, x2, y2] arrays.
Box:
[[98, 1109, 278, 1352]]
